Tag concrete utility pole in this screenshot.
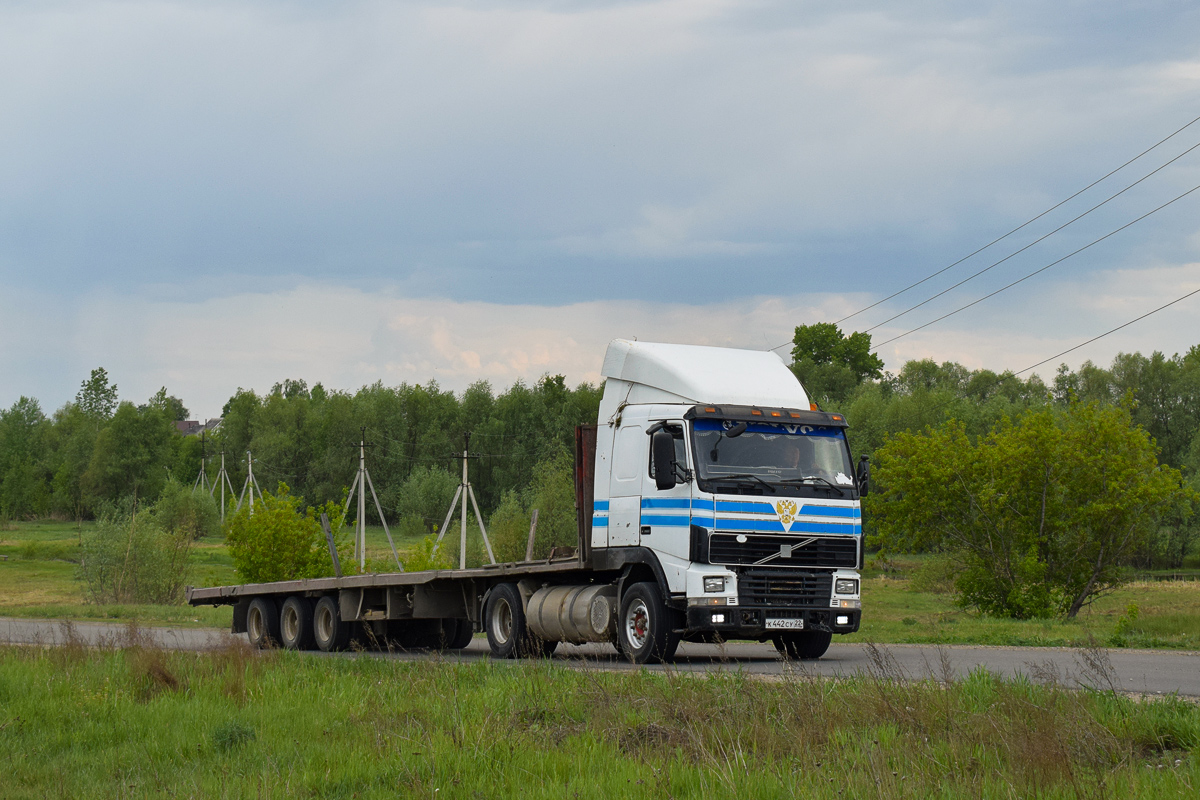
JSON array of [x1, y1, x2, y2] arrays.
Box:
[[235, 451, 264, 515], [341, 428, 402, 572], [433, 432, 496, 570], [209, 449, 238, 522]]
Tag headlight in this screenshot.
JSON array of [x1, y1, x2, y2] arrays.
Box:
[[835, 578, 859, 595], [703, 576, 726, 593]]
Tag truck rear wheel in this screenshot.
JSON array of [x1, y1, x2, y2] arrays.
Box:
[[246, 598, 280, 649], [313, 596, 351, 652], [773, 630, 832, 660], [485, 583, 524, 658], [485, 584, 555, 658], [618, 582, 680, 664], [280, 596, 315, 651]]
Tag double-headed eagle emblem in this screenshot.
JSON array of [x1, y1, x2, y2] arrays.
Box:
[[775, 499, 798, 530]]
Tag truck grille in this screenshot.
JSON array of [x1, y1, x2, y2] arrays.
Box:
[[710, 533, 858, 568], [738, 570, 832, 608]]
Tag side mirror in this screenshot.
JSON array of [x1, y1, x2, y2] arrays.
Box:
[[856, 455, 870, 497], [651, 430, 677, 491], [725, 421, 748, 438]]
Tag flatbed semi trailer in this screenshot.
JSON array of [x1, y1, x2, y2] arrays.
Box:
[[187, 339, 868, 663]]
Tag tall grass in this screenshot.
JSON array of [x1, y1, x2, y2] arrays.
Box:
[[0, 630, 1197, 798]]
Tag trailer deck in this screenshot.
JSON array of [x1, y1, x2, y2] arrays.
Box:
[[185, 554, 590, 605]]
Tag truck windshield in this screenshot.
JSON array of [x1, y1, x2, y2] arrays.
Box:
[[691, 418, 855, 495]]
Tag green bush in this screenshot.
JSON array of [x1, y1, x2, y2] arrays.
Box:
[[223, 483, 349, 583], [487, 489, 530, 563], [524, 450, 577, 557], [153, 479, 220, 540], [403, 534, 453, 572], [77, 511, 192, 604]]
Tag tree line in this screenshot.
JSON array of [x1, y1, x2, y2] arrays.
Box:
[[2, 329, 1198, 581]]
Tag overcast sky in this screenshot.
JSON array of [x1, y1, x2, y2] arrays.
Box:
[[1, 0, 1199, 419]]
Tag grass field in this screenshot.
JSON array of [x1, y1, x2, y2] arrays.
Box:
[[0, 635, 1197, 799], [2, 520, 1199, 651], [844, 555, 1200, 650]]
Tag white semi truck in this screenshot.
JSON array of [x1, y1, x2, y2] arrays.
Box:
[[187, 339, 868, 663]]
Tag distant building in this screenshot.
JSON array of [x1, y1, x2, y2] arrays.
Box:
[[175, 419, 223, 436]]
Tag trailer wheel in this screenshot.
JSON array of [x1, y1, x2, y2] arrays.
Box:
[[444, 618, 474, 650], [246, 598, 280, 649], [485, 583, 525, 658], [773, 630, 832, 660], [313, 596, 351, 652], [618, 582, 680, 664], [279, 596, 316, 651]]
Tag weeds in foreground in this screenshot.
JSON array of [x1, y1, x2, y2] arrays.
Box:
[[1, 638, 1196, 798]]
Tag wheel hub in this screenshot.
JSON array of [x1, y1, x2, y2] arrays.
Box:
[[625, 599, 649, 650]]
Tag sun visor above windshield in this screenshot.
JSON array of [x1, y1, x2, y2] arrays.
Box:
[[685, 404, 848, 428]]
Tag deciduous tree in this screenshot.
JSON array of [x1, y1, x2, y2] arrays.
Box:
[[871, 403, 1193, 618]]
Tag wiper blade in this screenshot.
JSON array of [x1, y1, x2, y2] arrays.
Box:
[[710, 473, 777, 493], [777, 476, 846, 496]]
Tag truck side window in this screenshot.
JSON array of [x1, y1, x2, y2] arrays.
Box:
[[647, 423, 688, 485]]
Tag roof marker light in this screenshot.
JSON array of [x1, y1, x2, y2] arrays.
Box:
[[789, 412, 801, 419], [751, 410, 762, 416], [770, 411, 782, 417]]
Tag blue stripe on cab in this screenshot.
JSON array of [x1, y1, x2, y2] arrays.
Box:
[[641, 515, 691, 528], [790, 522, 860, 534], [799, 505, 860, 518], [715, 500, 776, 514], [592, 515, 608, 527], [593, 500, 610, 511], [715, 518, 786, 533], [641, 498, 692, 509]]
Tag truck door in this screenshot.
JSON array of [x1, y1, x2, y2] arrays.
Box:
[[640, 421, 692, 560], [607, 423, 645, 547]]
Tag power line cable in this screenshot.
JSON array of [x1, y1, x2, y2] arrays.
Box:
[[1012, 286, 1200, 377], [833, 112, 1200, 328], [865, 280, 1200, 431], [871, 180, 1200, 349], [860, 137, 1200, 334]]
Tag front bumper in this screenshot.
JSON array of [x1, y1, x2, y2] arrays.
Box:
[[685, 605, 861, 637]]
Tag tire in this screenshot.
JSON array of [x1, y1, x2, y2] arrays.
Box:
[[444, 618, 475, 650], [485, 583, 526, 659], [246, 598, 280, 649], [484, 584, 555, 658], [618, 582, 681, 664], [279, 596, 316, 651], [773, 630, 832, 660], [313, 596, 351, 652]]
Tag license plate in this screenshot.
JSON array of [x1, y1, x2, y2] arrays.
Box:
[[765, 618, 804, 630]]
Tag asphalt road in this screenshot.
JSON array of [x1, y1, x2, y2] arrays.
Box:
[[3, 616, 1197, 696]]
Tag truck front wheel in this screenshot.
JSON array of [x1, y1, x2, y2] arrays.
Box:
[[619, 582, 680, 664], [773, 630, 832, 660]]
